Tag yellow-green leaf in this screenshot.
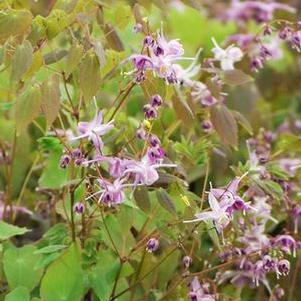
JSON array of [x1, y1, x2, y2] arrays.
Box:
[[0, 9, 32, 41], [210, 104, 238, 147], [41, 75, 60, 127], [64, 43, 84, 76], [15, 85, 41, 132], [78, 52, 101, 102], [11, 40, 33, 82]]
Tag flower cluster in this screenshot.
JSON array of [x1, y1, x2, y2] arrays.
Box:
[[222, 1, 295, 25], [62, 109, 176, 207], [130, 29, 186, 84]]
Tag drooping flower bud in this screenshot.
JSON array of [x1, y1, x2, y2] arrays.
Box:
[[148, 134, 161, 147], [182, 255, 193, 268], [74, 202, 85, 214], [263, 25, 273, 36], [71, 148, 82, 159], [136, 127, 146, 140], [153, 45, 164, 56], [202, 120, 213, 133], [250, 57, 263, 72], [146, 237, 159, 252], [278, 27, 291, 40], [133, 23, 143, 33], [277, 259, 290, 275], [143, 104, 158, 120], [151, 94, 163, 107], [143, 35, 154, 47], [59, 154, 71, 169]]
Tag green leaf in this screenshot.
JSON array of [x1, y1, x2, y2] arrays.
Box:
[[78, 52, 101, 102], [156, 189, 176, 215], [0, 221, 30, 240], [15, 85, 41, 132], [37, 137, 61, 151], [3, 245, 43, 291], [232, 110, 253, 135], [0, 9, 32, 41], [38, 149, 68, 189], [34, 252, 62, 270], [172, 88, 194, 126], [133, 186, 151, 213], [205, 220, 221, 250], [5, 286, 30, 301], [221, 69, 253, 86], [41, 74, 61, 127], [35, 244, 67, 254], [11, 40, 33, 82], [210, 104, 238, 147], [28, 15, 47, 44], [40, 243, 84, 301], [102, 24, 124, 52], [45, 9, 69, 39]]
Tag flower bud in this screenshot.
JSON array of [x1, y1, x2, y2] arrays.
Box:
[[250, 57, 263, 72], [136, 128, 146, 140], [71, 148, 82, 159], [278, 27, 291, 40], [202, 120, 213, 133], [59, 155, 71, 169], [143, 104, 158, 120], [153, 45, 164, 56], [146, 238, 159, 252], [277, 259, 290, 275], [148, 135, 161, 147], [134, 71, 146, 84], [133, 23, 143, 33], [74, 202, 85, 214], [263, 25, 273, 36], [151, 94, 163, 107], [143, 35, 154, 47], [182, 255, 192, 268]]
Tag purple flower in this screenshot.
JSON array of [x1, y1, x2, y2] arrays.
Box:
[[72, 111, 114, 151], [211, 38, 243, 71], [87, 179, 126, 207], [290, 31, 301, 52], [237, 223, 270, 253], [185, 191, 231, 233], [0, 202, 32, 220], [188, 277, 216, 301], [210, 175, 253, 214], [273, 235, 297, 256], [277, 259, 290, 276], [291, 205, 301, 233], [146, 237, 159, 252], [123, 154, 176, 186], [278, 158, 301, 176], [129, 29, 192, 84], [222, 1, 295, 25]]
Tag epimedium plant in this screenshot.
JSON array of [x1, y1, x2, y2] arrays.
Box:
[[0, 1, 301, 301]]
